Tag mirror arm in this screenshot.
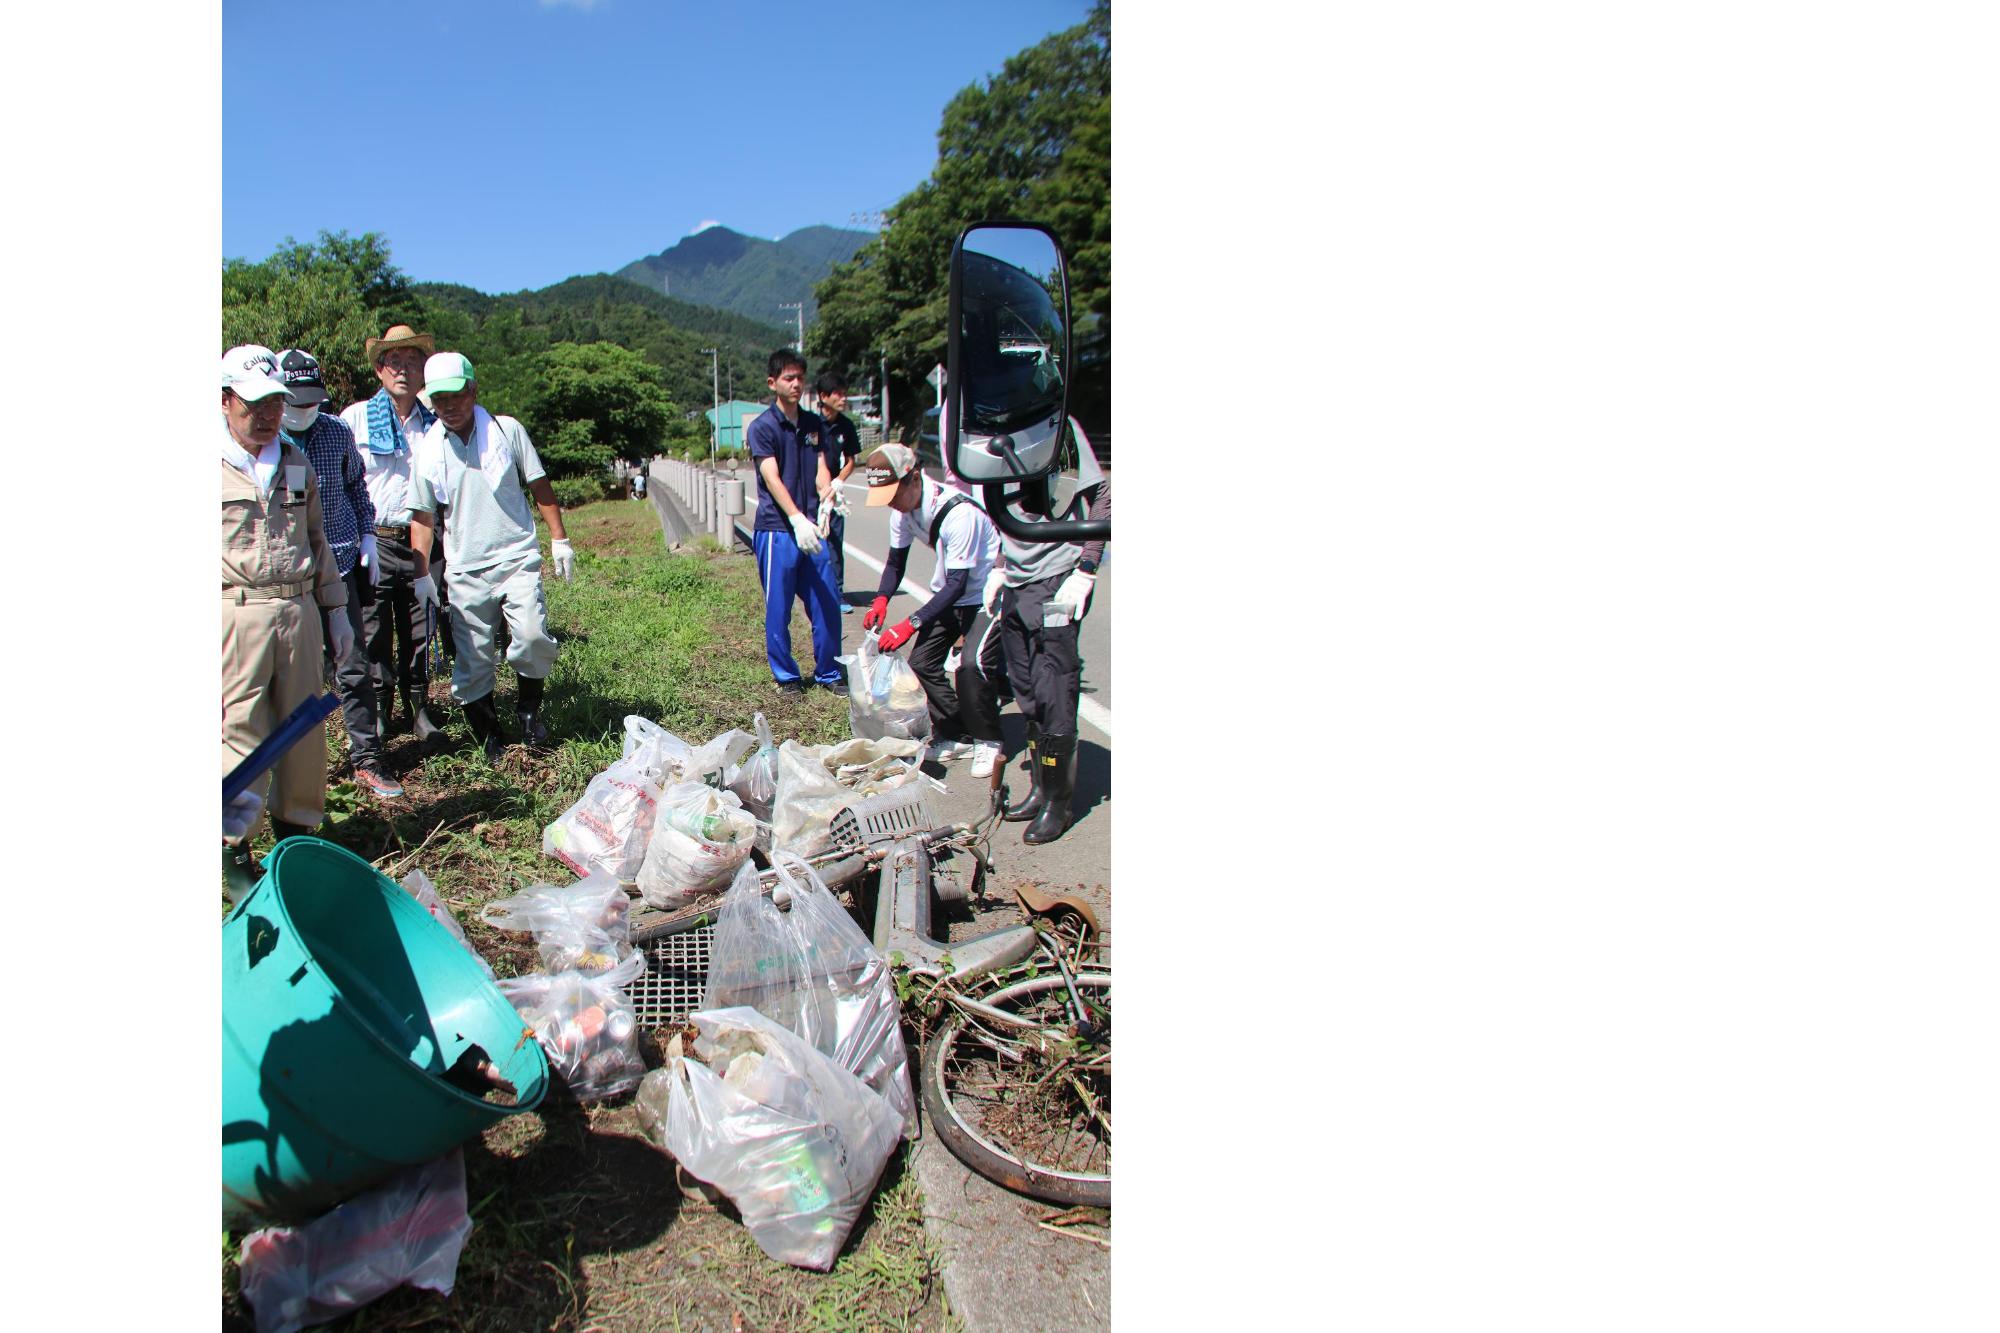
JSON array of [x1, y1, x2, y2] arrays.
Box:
[[983, 482, 1110, 543]]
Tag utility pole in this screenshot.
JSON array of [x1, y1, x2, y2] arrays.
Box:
[[881, 354, 890, 439], [699, 347, 718, 467], [778, 302, 804, 355]]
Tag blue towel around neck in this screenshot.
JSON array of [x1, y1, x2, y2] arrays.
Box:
[[364, 387, 434, 455]]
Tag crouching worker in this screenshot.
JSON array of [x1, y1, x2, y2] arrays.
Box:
[[407, 352, 575, 759], [857, 444, 1005, 771]]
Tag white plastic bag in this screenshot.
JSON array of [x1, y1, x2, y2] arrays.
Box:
[[690, 725, 758, 790], [700, 854, 917, 1135], [837, 632, 932, 742], [725, 712, 779, 823], [622, 714, 693, 776], [541, 757, 664, 881], [398, 868, 495, 980], [480, 870, 633, 974], [237, 1150, 472, 1333], [770, 737, 923, 858], [634, 782, 758, 907], [634, 1006, 904, 1270], [496, 950, 649, 1102]]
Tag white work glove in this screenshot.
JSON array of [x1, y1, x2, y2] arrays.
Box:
[[326, 609, 355, 662], [551, 538, 575, 581], [223, 789, 264, 841], [413, 573, 439, 609], [790, 512, 823, 556], [1050, 568, 1096, 622], [359, 532, 381, 586], [817, 505, 834, 540], [981, 568, 1006, 615]]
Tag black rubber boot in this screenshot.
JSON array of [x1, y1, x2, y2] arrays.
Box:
[[463, 693, 506, 760], [405, 682, 443, 742], [515, 674, 550, 748], [271, 819, 316, 842], [1003, 727, 1045, 823], [1023, 733, 1076, 845]]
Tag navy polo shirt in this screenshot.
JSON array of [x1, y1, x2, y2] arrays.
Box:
[[747, 405, 829, 533], [822, 411, 862, 474]]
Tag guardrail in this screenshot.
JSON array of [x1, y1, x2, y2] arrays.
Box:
[[647, 457, 752, 550]]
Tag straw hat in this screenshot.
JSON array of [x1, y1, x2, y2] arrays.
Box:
[[364, 324, 435, 362]]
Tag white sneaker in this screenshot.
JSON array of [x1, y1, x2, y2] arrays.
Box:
[[969, 742, 1002, 777], [927, 739, 974, 764]]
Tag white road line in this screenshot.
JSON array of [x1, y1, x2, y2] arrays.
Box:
[[839, 531, 1114, 741]]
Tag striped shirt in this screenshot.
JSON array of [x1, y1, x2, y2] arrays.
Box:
[[284, 414, 375, 575]]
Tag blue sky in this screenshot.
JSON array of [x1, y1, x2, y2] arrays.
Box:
[[222, 0, 1095, 293]]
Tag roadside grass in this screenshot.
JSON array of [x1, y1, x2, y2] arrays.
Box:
[[222, 501, 950, 1332]]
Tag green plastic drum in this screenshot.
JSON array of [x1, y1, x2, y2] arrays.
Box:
[[222, 837, 547, 1228]]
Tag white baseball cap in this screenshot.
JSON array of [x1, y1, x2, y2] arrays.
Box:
[[221, 344, 290, 402], [419, 351, 475, 405]]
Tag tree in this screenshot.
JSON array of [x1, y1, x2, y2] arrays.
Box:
[[519, 341, 675, 478], [810, 2, 1109, 435], [222, 229, 425, 407]]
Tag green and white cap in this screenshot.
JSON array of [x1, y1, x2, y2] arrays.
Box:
[[419, 351, 475, 405]]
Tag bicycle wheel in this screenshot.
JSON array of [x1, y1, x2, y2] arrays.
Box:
[[921, 971, 1111, 1207]]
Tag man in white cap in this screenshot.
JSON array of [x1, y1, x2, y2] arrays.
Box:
[[276, 347, 401, 800], [407, 351, 574, 758], [857, 443, 1006, 769], [221, 345, 352, 865], [340, 323, 447, 744]]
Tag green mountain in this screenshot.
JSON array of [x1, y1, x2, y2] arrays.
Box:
[[412, 273, 794, 423], [614, 225, 873, 330]]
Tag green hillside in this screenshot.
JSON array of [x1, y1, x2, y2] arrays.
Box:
[[414, 274, 792, 424], [614, 225, 872, 328]]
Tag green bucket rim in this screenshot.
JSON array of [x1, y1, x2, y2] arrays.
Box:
[[228, 835, 548, 1115]]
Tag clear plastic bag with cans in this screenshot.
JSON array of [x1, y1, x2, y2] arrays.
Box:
[[699, 854, 916, 1136], [497, 949, 648, 1102], [633, 1006, 904, 1270]]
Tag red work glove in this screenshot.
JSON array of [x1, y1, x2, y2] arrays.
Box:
[[862, 595, 890, 630], [877, 619, 916, 652]]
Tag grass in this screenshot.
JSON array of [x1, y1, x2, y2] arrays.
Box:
[[222, 501, 951, 1332]]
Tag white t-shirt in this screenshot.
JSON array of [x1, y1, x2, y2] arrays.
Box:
[[409, 407, 548, 573], [339, 400, 429, 527], [888, 475, 999, 607]]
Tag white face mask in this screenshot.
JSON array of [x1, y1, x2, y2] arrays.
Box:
[[281, 402, 320, 432]]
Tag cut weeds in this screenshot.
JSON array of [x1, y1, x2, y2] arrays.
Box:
[[223, 501, 951, 1332]]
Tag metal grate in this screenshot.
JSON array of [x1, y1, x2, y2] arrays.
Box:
[[628, 923, 715, 1027]]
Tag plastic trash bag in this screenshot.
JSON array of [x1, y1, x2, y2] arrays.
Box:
[[634, 1006, 904, 1270], [837, 632, 932, 742], [542, 751, 667, 881], [622, 714, 694, 776], [690, 726, 758, 790], [725, 712, 779, 823], [634, 782, 758, 907], [497, 950, 648, 1102], [700, 854, 916, 1135], [770, 738, 923, 858], [237, 1150, 472, 1333], [398, 868, 495, 980], [480, 870, 633, 974]]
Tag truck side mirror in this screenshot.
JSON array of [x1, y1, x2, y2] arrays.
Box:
[[946, 222, 1107, 543]]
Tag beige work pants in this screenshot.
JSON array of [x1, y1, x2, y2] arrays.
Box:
[[222, 590, 327, 831]]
